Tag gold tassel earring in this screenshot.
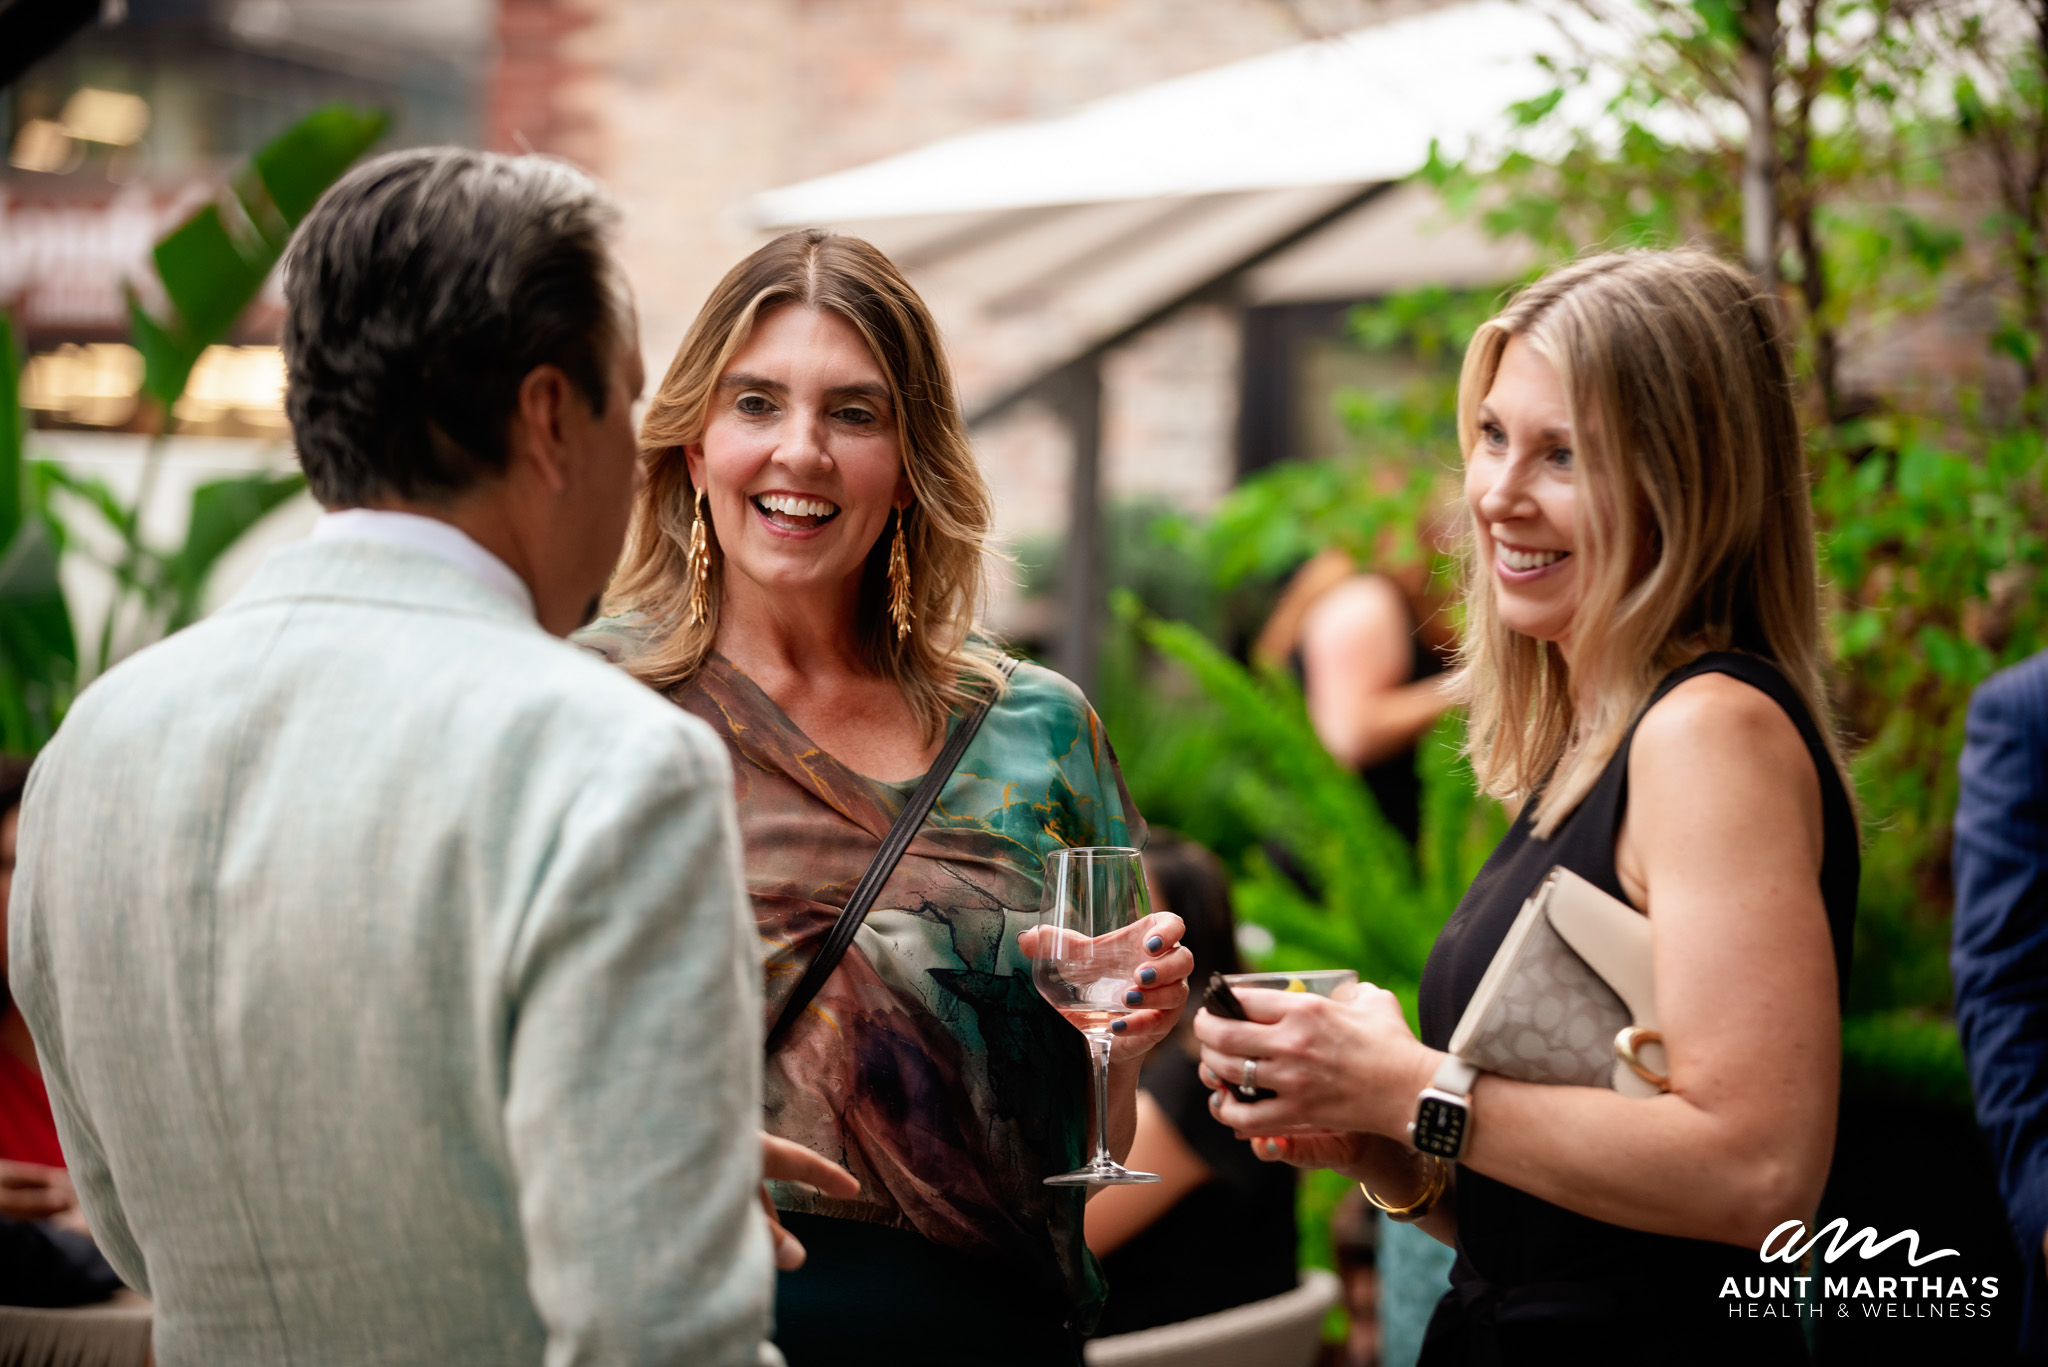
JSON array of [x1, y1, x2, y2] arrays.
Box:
[[686, 487, 713, 625], [887, 507, 915, 643]]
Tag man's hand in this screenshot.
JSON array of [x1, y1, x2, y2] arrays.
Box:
[[759, 1133, 860, 1272], [0, 1159, 77, 1222]]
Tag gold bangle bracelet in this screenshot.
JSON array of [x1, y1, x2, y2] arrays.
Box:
[[1360, 1154, 1448, 1224]]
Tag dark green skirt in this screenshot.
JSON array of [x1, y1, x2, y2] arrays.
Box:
[[772, 1212, 1085, 1367]]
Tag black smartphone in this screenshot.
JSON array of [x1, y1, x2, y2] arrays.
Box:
[[1203, 972, 1275, 1102]]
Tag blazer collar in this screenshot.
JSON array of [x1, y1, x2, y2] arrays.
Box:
[[220, 537, 546, 632]]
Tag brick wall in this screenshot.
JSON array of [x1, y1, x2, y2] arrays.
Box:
[[525, 0, 1413, 632], [564, 0, 1400, 352]]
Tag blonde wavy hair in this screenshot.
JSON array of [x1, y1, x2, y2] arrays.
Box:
[[607, 229, 1006, 736], [1456, 249, 1851, 836]]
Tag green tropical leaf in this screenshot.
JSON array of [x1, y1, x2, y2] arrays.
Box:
[[161, 472, 306, 631], [152, 205, 269, 354], [132, 102, 387, 417], [245, 104, 390, 229], [39, 465, 138, 546], [0, 314, 76, 750], [0, 316, 22, 545], [0, 522, 76, 656], [126, 289, 201, 415]]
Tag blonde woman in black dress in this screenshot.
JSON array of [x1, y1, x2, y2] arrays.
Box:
[[1192, 250, 1857, 1364]]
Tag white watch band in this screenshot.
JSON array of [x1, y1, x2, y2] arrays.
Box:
[[1432, 1055, 1478, 1098]]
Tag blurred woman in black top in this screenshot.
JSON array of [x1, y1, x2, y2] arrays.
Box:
[[1088, 833, 1297, 1336], [1255, 528, 1459, 851]]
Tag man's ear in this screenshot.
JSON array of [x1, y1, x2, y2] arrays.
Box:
[[511, 364, 576, 494]]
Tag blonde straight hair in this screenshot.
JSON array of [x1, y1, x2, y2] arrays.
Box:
[[1457, 250, 1851, 836], [607, 229, 1006, 736]]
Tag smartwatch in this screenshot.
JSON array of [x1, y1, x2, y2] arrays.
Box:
[[1408, 1055, 1477, 1160]]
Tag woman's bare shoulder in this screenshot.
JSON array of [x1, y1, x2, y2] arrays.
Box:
[[1629, 668, 1822, 847], [1301, 573, 1409, 648], [1634, 670, 1807, 766]]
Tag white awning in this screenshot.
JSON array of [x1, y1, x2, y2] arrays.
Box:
[[742, 0, 1616, 228], [735, 0, 1622, 415]]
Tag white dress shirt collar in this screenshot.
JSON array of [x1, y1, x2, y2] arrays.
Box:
[[311, 509, 537, 622]]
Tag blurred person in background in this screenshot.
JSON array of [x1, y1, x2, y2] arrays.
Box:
[[582, 229, 1194, 1367], [1250, 491, 1461, 1367], [1196, 251, 1858, 1364], [1952, 647, 2048, 1361], [8, 148, 817, 1366], [1086, 831, 1298, 1339], [1252, 518, 1459, 851], [0, 754, 122, 1308]]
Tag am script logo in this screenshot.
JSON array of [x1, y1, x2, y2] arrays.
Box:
[[1758, 1219, 1960, 1268]]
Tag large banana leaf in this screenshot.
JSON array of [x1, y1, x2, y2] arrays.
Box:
[[0, 317, 21, 549], [0, 319, 19, 549], [0, 105, 388, 720], [82, 103, 385, 674], [131, 103, 388, 413], [0, 317, 78, 752], [161, 471, 306, 631]]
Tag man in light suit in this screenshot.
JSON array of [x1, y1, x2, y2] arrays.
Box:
[[1954, 647, 2048, 1363], [7, 148, 846, 1365]]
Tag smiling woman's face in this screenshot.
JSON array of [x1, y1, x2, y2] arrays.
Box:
[[686, 304, 909, 610], [1465, 334, 1583, 647]]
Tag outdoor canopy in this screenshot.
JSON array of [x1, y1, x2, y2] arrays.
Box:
[[733, 0, 1609, 419]]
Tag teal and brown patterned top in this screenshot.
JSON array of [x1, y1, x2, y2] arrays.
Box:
[[576, 632, 1143, 1327]]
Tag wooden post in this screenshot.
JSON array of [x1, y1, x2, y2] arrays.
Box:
[[1739, 0, 1780, 289], [1051, 358, 1104, 700]]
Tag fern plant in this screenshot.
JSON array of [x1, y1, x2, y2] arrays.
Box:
[[1105, 599, 1504, 1291], [1126, 603, 1506, 1016]]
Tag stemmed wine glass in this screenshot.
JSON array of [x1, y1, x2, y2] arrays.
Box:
[[1032, 846, 1162, 1187]]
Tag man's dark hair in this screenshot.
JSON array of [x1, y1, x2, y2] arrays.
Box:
[[283, 148, 624, 507]]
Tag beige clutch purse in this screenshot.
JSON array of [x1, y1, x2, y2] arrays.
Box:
[[1447, 867, 1671, 1097]]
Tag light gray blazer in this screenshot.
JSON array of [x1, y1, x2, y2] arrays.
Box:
[[9, 538, 773, 1367]]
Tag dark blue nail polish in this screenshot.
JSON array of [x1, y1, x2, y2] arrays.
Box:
[[1110, 1018, 1128, 1033], [1138, 966, 1157, 985], [1146, 935, 1164, 953], [1124, 989, 1145, 1006]]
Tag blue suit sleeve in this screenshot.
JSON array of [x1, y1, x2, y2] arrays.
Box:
[[1952, 656, 2048, 1280]]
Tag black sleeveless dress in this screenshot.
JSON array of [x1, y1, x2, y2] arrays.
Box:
[[1288, 576, 1451, 849], [1415, 652, 1859, 1365]]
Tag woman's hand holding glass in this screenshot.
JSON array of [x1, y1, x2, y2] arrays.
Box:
[[1020, 847, 1196, 1185], [1016, 911, 1194, 1065], [1192, 981, 1441, 1149]]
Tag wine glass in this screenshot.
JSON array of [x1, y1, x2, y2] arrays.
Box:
[[1032, 845, 1162, 1187]]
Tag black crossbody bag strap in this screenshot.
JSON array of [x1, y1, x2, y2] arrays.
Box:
[[766, 657, 1016, 1053]]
